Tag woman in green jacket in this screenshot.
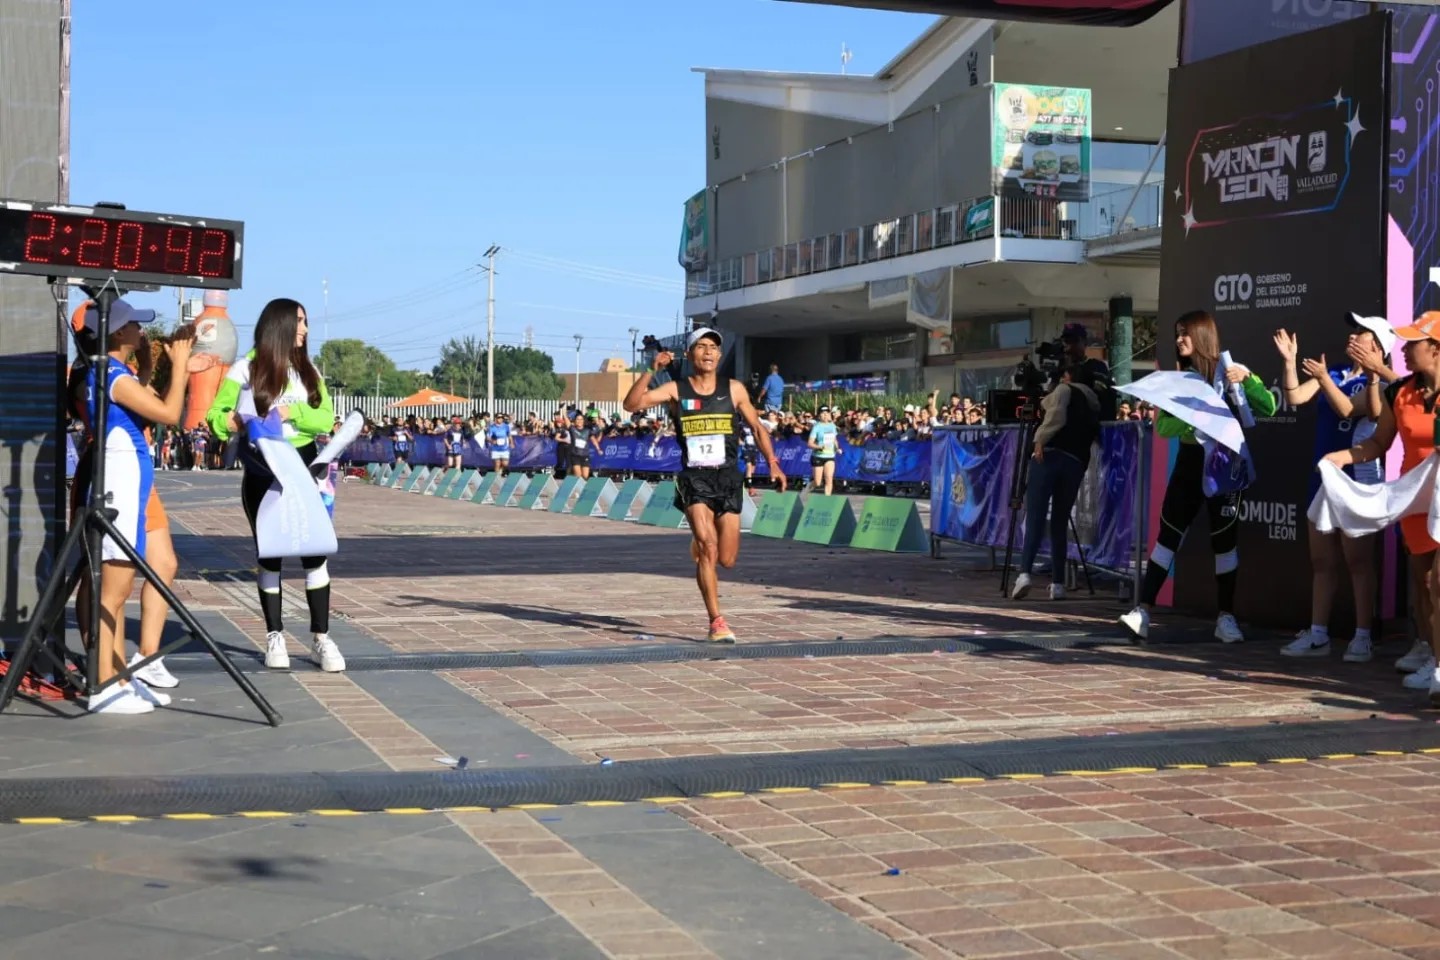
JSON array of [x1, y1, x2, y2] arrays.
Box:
[[1120, 310, 1278, 645], [207, 298, 345, 673]]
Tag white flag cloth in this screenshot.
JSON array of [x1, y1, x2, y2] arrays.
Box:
[[1308, 454, 1440, 540], [237, 389, 350, 559], [1117, 370, 1246, 453]]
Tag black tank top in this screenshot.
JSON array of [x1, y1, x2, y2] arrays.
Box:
[[674, 376, 738, 471]]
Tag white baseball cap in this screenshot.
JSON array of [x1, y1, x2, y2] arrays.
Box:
[[84, 298, 156, 335], [1348, 313, 1397, 355], [686, 327, 723, 351]]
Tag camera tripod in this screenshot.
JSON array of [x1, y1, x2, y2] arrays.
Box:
[[998, 419, 1096, 599], [0, 283, 280, 725]]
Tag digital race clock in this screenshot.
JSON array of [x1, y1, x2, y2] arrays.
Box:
[[0, 200, 243, 290]]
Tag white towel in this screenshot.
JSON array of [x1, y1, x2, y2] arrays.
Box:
[[1308, 454, 1440, 540]]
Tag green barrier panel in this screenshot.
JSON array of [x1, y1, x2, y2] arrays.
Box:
[[606, 479, 653, 522], [403, 467, 431, 493], [793, 494, 857, 546], [494, 473, 529, 507], [430, 468, 460, 497], [748, 491, 803, 539], [468, 473, 500, 503], [376, 464, 394, 486], [571, 478, 619, 518], [446, 469, 478, 500], [850, 497, 929, 553], [381, 464, 407, 488], [637, 481, 687, 528], [420, 468, 450, 495], [546, 476, 586, 514], [517, 475, 558, 510], [365, 463, 379, 481]]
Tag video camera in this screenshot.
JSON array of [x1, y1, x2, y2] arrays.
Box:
[[642, 333, 680, 377], [1012, 337, 1066, 394]]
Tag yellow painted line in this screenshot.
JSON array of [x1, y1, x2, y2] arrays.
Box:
[[579, 800, 626, 807], [162, 813, 219, 821], [1267, 758, 1308, 764], [382, 808, 433, 815], [1368, 750, 1405, 757], [507, 803, 559, 811], [1418, 747, 1440, 754], [92, 815, 140, 823], [237, 811, 294, 819], [1320, 753, 1357, 760], [443, 806, 491, 814], [1165, 764, 1210, 770], [1218, 762, 1257, 768], [939, 777, 985, 784], [760, 787, 813, 794], [1057, 770, 1117, 777], [999, 773, 1045, 780], [641, 796, 688, 804], [310, 809, 364, 817], [820, 782, 873, 789], [1107, 767, 1158, 774], [700, 791, 748, 799], [881, 780, 930, 787], [15, 817, 67, 825]]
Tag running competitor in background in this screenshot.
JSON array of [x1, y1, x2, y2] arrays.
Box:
[[623, 328, 784, 643], [487, 412, 513, 477]]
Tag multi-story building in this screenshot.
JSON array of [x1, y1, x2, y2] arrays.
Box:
[[679, 6, 1178, 400]]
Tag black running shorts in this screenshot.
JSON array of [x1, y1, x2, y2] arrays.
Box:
[[675, 467, 744, 518]]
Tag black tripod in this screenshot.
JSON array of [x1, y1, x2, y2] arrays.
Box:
[[0, 284, 280, 725], [998, 419, 1096, 599]]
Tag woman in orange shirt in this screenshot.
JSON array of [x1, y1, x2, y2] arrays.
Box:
[[1325, 311, 1440, 699]]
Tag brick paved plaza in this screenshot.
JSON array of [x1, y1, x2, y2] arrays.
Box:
[[4, 472, 1440, 959]]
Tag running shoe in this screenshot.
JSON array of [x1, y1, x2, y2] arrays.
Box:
[[706, 616, 736, 644]]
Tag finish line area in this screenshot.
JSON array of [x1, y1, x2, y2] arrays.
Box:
[[5, 471, 1440, 958]]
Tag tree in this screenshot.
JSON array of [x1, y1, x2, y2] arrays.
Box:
[[316, 338, 425, 396], [432, 338, 565, 400]]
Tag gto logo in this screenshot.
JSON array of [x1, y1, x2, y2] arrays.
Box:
[[1214, 274, 1253, 303]]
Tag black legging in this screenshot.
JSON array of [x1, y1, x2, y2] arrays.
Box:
[[1140, 443, 1242, 614], [240, 442, 330, 635]]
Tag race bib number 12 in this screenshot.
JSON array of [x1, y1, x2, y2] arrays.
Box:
[[686, 434, 725, 467]]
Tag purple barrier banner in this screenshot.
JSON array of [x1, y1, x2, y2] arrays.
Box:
[[930, 422, 1143, 571], [347, 434, 933, 483]]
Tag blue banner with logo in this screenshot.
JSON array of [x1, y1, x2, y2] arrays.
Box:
[[930, 422, 1143, 570], [345, 434, 930, 483]]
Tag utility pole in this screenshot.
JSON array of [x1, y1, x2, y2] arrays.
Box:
[[482, 245, 500, 411], [628, 327, 640, 371], [572, 334, 583, 404]]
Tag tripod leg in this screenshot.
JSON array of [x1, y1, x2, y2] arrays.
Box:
[[95, 514, 282, 726], [1070, 515, 1096, 596], [0, 513, 91, 712]]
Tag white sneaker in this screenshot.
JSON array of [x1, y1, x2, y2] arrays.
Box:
[[129, 676, 171, 707], [1215, 614, 1245, 644], [1403, 657, 1437, 690], [1343, 636, 1374, 663], [264, 631, 290, 670], [129, 652, 179, 689], [87, 684, 154, 715], [312, 634, 345, 673], [1120, 606, 1150, 641], [1048, 583, 1066, 601], [1397, 639, 1431, 673], [1011, 573, 1032, 600], [1280, 630, 1330, 658]]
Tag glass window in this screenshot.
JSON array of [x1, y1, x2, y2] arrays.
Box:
[[952, 315, 1031, 353], [830, 331, 917, 364]]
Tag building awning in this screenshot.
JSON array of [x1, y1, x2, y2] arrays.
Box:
[[781, 0, 1175, 27]]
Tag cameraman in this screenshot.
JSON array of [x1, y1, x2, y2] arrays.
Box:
[[1011, 362, 1101, 601], [1060, 322, 1115, 419]]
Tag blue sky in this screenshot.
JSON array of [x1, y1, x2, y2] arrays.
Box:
[[70, 0, 933, 384]]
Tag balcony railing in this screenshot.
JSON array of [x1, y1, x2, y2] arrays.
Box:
[[684, 182, 1165, 298]]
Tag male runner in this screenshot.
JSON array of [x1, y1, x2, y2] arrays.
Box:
[[623, 327, 784, 643]]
